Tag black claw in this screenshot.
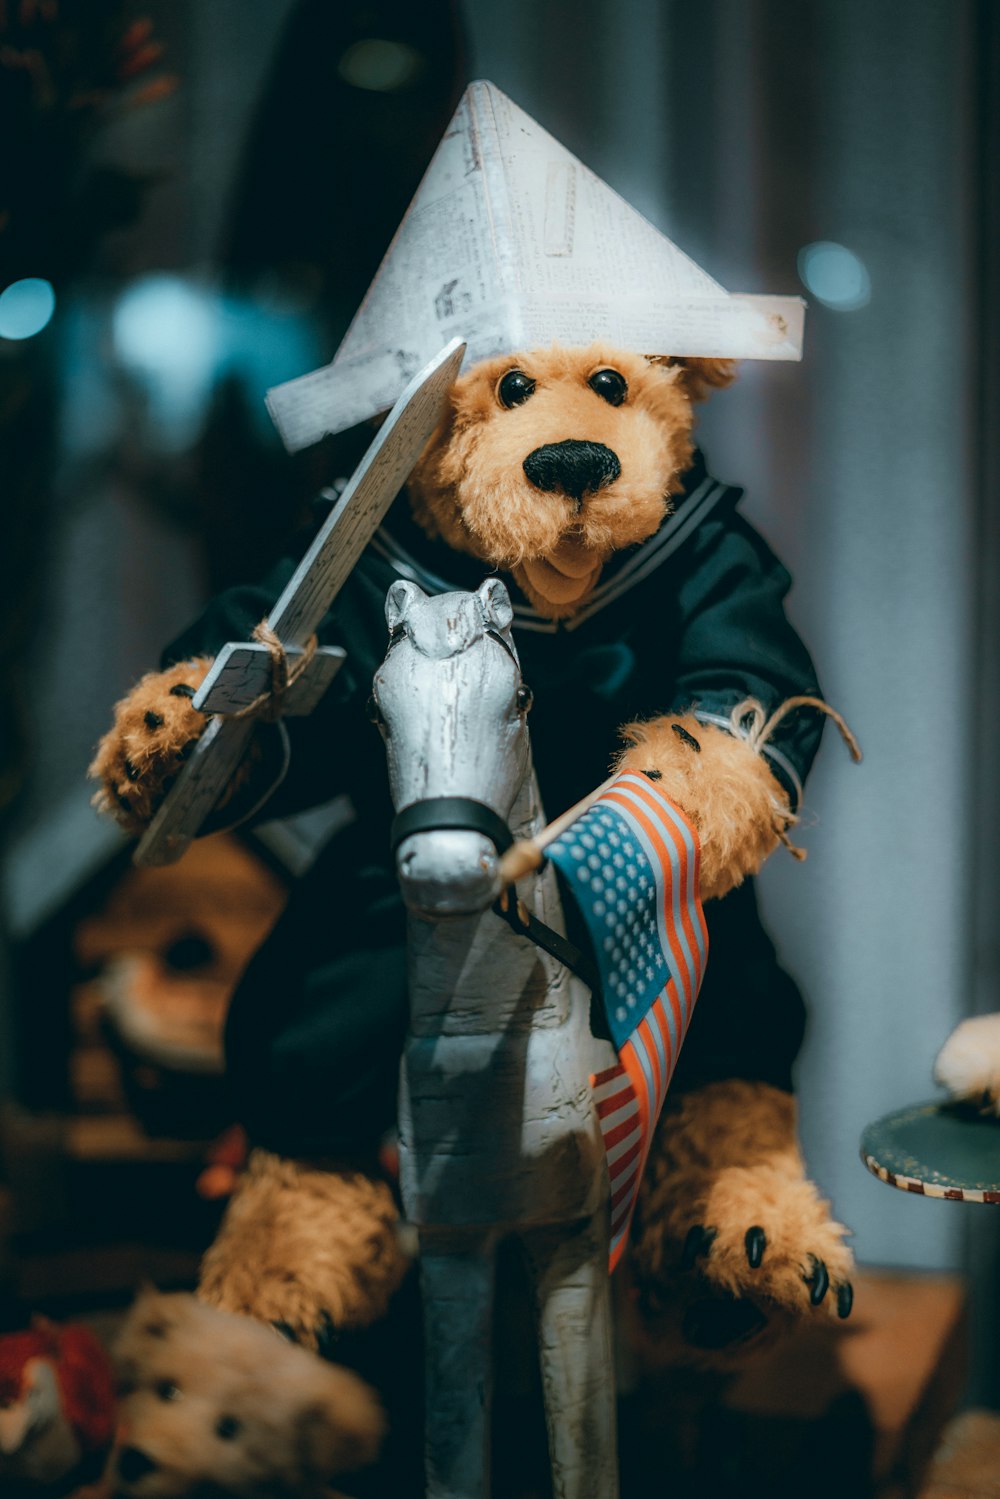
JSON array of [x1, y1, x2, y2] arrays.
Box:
[[170, 682, 196, 699], [144, 710, 164, 730], [836, 1282, 854, 1320], [643, 768, 663, 781], [745, 1226, 766, 1269], [681, 1224, 717, 1270], [671, 723, 702, 753], [804, 1255, 830, 1305]]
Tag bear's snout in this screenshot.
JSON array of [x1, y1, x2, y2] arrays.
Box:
[[522, 440, 621, 506]]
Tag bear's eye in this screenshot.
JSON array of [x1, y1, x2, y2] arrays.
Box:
[[516, 685, 534, 714], [215, 1415, 242, 1441], [588, 369, 628, 406], [497, 369, 536, 408], [155, 1380, 181, 1402]]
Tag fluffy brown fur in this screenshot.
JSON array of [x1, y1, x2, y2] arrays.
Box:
[[198, 1151, 410, 1348], [615, 714, 793, 902], [408, 345, 734, 619], [106, 1289, 384, 1498], [628, 1080, 853, 1370], [89, 659, 214, 836]]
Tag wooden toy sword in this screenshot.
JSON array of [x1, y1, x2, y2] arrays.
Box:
[[134, 337, 466, 867]]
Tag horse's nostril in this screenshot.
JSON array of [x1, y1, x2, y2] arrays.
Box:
[[522, 440, 621, 503], [118, 1446, 159, 1483]]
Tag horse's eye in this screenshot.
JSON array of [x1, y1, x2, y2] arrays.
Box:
[[516, 685, 534, 714], [497, 369, 536, 409], [156, 1380, 180, 1402], [215, 1414, 242, 1441], [588, 368, 628, 406]]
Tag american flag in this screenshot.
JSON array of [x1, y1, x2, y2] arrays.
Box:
[[546, 772, 707, 1270]]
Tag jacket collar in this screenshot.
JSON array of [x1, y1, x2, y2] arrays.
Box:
[[373, 452, 739, 633]]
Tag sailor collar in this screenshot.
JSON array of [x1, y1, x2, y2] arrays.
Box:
[[366, 455, 740, 634]]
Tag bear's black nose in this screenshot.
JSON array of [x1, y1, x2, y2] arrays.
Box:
[[118, 1446, 159, 1484], [522, 440, 621, 505]]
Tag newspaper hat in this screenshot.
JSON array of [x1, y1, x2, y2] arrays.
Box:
[[268, 80, 805, 452]]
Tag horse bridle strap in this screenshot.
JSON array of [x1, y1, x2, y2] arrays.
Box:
[[494, 894, 600, 995], [390, 797, 514, 855], [389, 798, 598, 991]]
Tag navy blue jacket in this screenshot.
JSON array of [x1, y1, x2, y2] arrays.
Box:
[[167, 454, 820, 1155]]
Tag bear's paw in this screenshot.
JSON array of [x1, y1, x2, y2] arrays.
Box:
[[615, 714, 793, 902], [88, 658, 214, 835]]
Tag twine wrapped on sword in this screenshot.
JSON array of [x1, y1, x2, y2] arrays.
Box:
[[235, 622, 319, 723]]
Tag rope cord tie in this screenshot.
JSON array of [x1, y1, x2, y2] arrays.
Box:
[[234, 619, 319, 722], [728, 694, 863, 862]]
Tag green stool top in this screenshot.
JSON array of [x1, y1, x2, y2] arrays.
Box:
[[861, 1100, 1000, 1203]]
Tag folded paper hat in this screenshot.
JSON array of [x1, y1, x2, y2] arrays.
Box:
[[268, 80, 805, 452]]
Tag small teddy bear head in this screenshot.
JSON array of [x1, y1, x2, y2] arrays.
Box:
[[109, 1290, 384, 1498], [408, 343, 735, 619]]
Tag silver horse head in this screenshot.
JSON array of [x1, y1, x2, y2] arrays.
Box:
[[372, 578, 531, 918]]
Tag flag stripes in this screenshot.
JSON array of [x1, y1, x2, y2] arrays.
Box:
[[546, 773, 707, 1270]]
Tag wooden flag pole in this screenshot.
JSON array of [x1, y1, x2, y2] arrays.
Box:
[[499, 771, 622, 885]]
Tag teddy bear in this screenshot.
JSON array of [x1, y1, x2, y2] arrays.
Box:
[[934, 1015, 1000, 1115], [90, 339, 855, 1367], [93, 1288, 383, 1499]]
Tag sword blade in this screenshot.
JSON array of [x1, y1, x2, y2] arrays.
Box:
[[135, 337, 466, 865]]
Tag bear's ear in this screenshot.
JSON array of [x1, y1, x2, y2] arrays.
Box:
[[294, 1368, 385, 1479], [647, 355, 738, 402]]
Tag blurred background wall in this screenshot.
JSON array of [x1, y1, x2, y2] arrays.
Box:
[[1, 0, 997, 1393]]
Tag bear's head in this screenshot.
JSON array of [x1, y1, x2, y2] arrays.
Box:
[[109, 1290, 384, 1498], [408, 343, 735, 619]]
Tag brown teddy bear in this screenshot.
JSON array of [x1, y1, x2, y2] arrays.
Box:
[[94, 1289, 384, 1499], [90, 339, 854, 1365]]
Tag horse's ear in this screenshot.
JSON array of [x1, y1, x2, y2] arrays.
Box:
[[386, 579, 426, 631], [478, 577, 513, 632]]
